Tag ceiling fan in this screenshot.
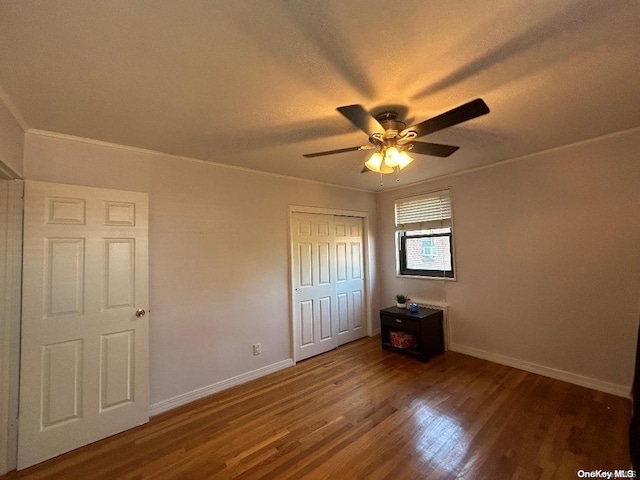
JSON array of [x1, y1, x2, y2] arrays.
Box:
[[303, 98, 490, 174]]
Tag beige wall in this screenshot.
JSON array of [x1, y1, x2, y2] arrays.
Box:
[[0, 99, 23, 177], [23, 131, 377, 406], [376, 129, 640, 392], [20, 126, 640, 405]]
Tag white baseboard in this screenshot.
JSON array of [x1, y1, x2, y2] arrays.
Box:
[[150, 359, 295, 416], [149, 344, 631, 418], [449, 343, 631, 399]]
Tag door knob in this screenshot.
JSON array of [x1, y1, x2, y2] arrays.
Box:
[[135, 308, 146, 317]]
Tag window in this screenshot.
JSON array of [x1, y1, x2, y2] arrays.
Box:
[[399, 228, 453, 277], [395, 190, 455, 278]]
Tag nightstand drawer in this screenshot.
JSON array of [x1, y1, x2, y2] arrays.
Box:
[[381, 315, 420, 333]]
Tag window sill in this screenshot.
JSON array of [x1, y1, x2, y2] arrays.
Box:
[[396, 274, 457, 282]]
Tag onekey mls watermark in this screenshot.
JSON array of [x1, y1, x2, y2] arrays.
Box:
[[577, 470, 636, 479]]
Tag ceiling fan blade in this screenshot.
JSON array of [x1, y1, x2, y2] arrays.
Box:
[[360, 165, 371, 173], [303, 146, 367, 158], [410, 141, 460, 157], [336, 105, 385, 136], [401, 98, 490, 138]]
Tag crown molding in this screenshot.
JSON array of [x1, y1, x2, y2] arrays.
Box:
[[26, 129, 375, 194], [377, 125, 640, 194], [0, 85, 28, 132], [0, 157, 21, 180]]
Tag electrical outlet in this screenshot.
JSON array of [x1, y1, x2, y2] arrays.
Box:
[[253, 343, 261, 356]]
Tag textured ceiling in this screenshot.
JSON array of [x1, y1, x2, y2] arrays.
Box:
[[1, 0, 639, 191]]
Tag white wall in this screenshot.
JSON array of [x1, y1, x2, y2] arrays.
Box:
[[376, 129, 640, 395], [23, 131, 377, 407], [0, 98, 23, 177]]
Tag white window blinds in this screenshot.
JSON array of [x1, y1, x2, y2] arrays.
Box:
[[394, 189, 452, 231]]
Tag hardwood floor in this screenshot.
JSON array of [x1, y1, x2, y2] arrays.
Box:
[[2, 336, 631, 479]]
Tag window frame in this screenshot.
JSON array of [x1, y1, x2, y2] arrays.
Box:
[[394, 188, 456, 280], [398, 230, 455, 278]]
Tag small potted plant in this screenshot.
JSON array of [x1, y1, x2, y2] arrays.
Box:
[[396, 294, 410, 309]]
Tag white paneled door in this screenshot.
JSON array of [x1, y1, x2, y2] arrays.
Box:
[[291, 213, 365, 361], [18, 181, 149, 469], [334, 216, 366, 346]]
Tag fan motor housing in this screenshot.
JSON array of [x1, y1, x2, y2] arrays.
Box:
[[377, 111, 405, 134]]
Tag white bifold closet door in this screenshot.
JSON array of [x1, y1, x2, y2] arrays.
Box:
[[291, 212, 365, 362], [18, 181, 149, 469]]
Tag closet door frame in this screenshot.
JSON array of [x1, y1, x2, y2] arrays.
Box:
[[287, 205, 372, 363]]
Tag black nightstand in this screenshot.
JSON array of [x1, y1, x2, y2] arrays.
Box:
[[380, 306, 444, 361]]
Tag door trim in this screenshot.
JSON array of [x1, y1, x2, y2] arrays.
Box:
[[287, 205, 372, 363], [0, 180, 23, 474]]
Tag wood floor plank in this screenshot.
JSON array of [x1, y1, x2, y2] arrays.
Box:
[[1, 336, 631, 479]]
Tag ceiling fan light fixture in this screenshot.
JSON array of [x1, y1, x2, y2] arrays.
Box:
[[396, 151, 414, 170], [365, 151, 394, 174], [364, 152, 383, 173], [303, 99, 490, 177], [383, 146, 401, 167], [380, 161, 394, 174]]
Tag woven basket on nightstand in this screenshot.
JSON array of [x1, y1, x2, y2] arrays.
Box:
[[389, 331, 414, 349]]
